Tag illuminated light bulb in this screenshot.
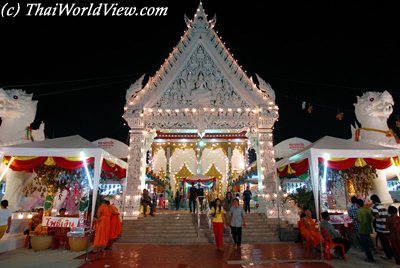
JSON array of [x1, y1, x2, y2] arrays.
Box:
[[18, 213, 23, 219], [129, 102, 133, 105], [185, 108, 189, 112], [126, 195, 131, 200], [158, 109, 162, 113], [228, 108, 232, 112], [116, 195, 121, 199], [149, 109, 153, 113], [192, 108, 197, 113], [211, 108, 215, 112], [27, 213, 33, 219], [268, 210, 275, 215], [285, 210, 291, 215]]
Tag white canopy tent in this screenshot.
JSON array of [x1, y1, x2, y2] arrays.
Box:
[[276, 136, 400, 219], [0, 135, 128, 228]]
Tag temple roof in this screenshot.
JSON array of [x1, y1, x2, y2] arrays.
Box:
[[125, 2, 277, 115]]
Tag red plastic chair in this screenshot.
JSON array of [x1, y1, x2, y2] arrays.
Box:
[[321, 228, 346, 261]]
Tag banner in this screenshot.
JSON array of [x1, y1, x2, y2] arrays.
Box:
[[42, 216, 79, 228]]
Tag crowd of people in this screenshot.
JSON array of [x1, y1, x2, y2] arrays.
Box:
[[298, 193, 400, 265]]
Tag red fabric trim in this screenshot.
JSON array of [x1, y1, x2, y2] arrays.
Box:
[[5, 156, 47, 172], [52, 157, 94, 170], [364, 158, 392, 170], [318, 158, 356, 170]]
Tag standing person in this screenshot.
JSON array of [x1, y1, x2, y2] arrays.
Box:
[[109, 201, 122, 248], [211, 198, 225, 249], [229, 198, 246, 248], [175, 191, 182, 211], [223, 192, 233, 226], [152, 190, 158, 213], [158, 194, 165, 209], [93, 200, 112, 253], [348, 195, 362, 248], [370, 194, 393, 260], [320, 211, 352, 258], [357, 199, 375, 262], [189, 182, 197, 214], [386, 206, 400, 265], [0, 200, 12, 240], [208, 186, 217, 208], [242, 185, 252, 213], [197, 183, 205, 212]]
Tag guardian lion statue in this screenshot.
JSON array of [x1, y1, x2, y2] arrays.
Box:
[[351, 90, 399, 203], [0, 89, 45, 211]]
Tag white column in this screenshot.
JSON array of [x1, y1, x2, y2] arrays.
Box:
[[124, 117, 146, 220]]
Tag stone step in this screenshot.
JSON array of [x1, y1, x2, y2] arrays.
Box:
[[124, 228, 198, 233], [123, 232, 199, 237], [118, 237, 210, 244]]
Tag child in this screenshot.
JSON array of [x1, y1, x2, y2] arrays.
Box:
[[158, 194, 165, 209]]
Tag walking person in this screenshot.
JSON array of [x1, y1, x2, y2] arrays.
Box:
[[357, 199, 375, 262], [189, 182, 197, 214], [242, 186, 252, 213], [0, 200, 12, 240], [109, 201, 122, 248], [93, 200, 112, 253], [197, 183, 205, 212], [229, 198, 246, 248], [386, 206, 400, 265], [175, 191, 182, 210], [348, 195, 362, 249], [211, 198, 226, 249], [223, 192, 233, 226], [370, 194, 393, 260]]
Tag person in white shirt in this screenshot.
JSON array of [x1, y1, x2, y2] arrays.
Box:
[[0, 200, 12, 239]]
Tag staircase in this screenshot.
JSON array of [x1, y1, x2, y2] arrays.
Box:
[[119, 212, 298, 244], [119, 213, 209, 244]]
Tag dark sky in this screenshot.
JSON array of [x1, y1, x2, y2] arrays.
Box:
[[1, 0, 399, 145]]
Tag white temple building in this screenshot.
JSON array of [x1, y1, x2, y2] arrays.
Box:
[[123, 2, 279, 219]]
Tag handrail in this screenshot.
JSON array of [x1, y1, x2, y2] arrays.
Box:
[[196, 196, 201, 237], [195, 196, 212, 238]]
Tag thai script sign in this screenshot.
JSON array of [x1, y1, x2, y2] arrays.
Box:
[[42, 217, 79, 228]]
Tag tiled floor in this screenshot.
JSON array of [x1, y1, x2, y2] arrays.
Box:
[[79, 243, 333, 268]]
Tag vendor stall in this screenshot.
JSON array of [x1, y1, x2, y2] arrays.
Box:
[[0, 135, 127, 253], [276, 136, 400, 219]]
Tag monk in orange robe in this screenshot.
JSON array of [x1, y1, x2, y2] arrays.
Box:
[[299, 211, 323, 247], [93, 200, 112, 252], [109, 201, 122, 247]]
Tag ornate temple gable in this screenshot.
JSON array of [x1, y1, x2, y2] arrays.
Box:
[[152, 43, 250, 109], [124, 2, 279, 118]]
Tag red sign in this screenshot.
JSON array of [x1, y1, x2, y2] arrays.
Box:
[[42, 216, 79, 228]]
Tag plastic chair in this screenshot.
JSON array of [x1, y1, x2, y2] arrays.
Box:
[[321, 228, 346, 261]]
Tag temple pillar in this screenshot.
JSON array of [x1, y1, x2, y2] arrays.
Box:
[[166, 146, 173, 197], [224, 146, 232, 193], [123, 117, 146, 220]]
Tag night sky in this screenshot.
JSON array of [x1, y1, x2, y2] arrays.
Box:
[[1, 0, 399, 145]]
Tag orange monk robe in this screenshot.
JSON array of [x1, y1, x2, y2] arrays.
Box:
[[109, 205, 122, 240], [93, 204, 112, 247], [299, 218, 323, 247]]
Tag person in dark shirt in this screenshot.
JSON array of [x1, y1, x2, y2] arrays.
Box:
[[242, 186, 252, 213], [189, 183, 197, 214], [197, 183, 205, 212]]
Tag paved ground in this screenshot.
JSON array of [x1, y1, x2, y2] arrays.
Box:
[[0, 242, 398, 267]]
